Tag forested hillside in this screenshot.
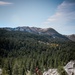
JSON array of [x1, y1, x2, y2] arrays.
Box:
[[0, 28, 75, 75]]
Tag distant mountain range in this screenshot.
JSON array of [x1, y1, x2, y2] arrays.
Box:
[[1, 26, 75, 42], [66, 34, 75, 42], [2, 26, 60, 35]]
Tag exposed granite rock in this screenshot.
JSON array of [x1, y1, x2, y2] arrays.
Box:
[[64, 61, 75, 75], [0, 68, 2, 75], [43, 61, 75, 75], [43, 69, 59, 75]]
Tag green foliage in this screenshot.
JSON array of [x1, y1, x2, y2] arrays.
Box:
[[57, 66, 68, 75], [0, 29, 75, 75]]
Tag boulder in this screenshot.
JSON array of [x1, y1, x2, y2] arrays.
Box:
[[64, 60, 75, 75], [43, 69, 59, 75]]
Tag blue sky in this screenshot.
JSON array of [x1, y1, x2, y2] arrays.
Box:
[[0, 0, 75, 34]]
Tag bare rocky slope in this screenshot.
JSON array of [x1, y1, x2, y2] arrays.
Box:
[[66, 34, 75, 42], [2, 26, 69, 41]]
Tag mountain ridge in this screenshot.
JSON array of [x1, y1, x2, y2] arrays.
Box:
[[1, 26, 75, 42], [0, 26, 65, 36], [66, 34, 75, 42]]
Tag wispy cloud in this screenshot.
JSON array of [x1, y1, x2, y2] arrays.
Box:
[[44, 0, 75, 25], [43, 0, 75, 34], [0, 1, 13, 5]]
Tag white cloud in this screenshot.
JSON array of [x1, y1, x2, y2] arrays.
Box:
[[43, 0, 75, 34], [44, 1, 75, 25], [0, 1, 13, 5]]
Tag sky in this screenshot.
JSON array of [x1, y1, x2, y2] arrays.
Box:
[[0, 0, 75, 35]]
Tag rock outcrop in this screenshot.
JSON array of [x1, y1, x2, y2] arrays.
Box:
[[64, 61, 75, 75], [0, 68, 2, 75], [43, 61, 75, 75], [43, 69, 59, 75]]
